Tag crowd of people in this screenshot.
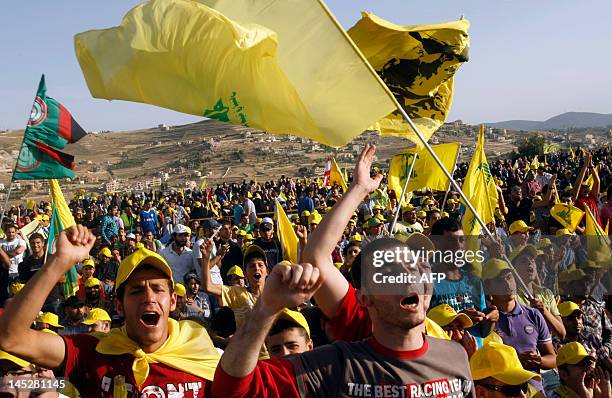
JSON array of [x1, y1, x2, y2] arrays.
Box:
[[0, 143, 609, 397]]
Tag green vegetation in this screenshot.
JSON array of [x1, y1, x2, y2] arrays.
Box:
[[108, 158, 145, 170]]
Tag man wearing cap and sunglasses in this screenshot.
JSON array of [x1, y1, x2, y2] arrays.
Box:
[[471, 342, 543, 398], [159, 224, 193, 284], [0, 225, 219, 397], [253, 217, 282, 268]]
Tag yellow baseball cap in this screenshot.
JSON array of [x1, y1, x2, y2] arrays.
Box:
[[441, 212, 449, 218], [227, 265, 245, 278], [82, 258, 95, 268], [41, 328, 58, 335], [98, 247, 112, 258], [81, 308, 111, 325], [174, 283, 186, 297], [36, 312, 63, 329], [0, 350, 30, 369], [557, 342, 592, 367], [471, 342, 541, 384], [238, 230, 247, 237], [278, 308, 310, 338], [309, 213, 323, 225], [558, 268, 586, 283], [85, 277, 101, 288], [244, 233, 254, 241], [509, 220, 534, 234], [482, 258, 513, 280], [402, 204, 415, 213], [555, 228, 575, 237], [558, 301, 581, 318], [350, 234, 363, 243], [417, 210, 427, 218], [427, 304, 473, 328], [115, 247, 174, 290], [301, 210, 311, 217]]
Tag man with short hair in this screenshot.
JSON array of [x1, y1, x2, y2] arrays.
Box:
[[60, 295, 89, 336], [0, 224, 26, 284], [214, 220, 243, 284], [481, 258, 557, 393], [139, 200, 161, 237], [99, 205, 120, 245], [242, 191, 257, 226], [159, 224, 194, 284], [0, 226, 219, 396], [84, 277, 113, 314], [253, 217, 282, 268], [506, 185, 533, 225]]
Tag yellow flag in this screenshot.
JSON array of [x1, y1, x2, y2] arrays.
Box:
[[461, 126, 498, 235], [569, 145, 575, 160], [388, 143, 460, 196], [275, 200, 299, 263], [26, 199, 36, 211], [531, 156, 540, 170], [584, 206, 611, 260], [550, 203, 584, 232], [512, 160, 519, 170], [348, 13, 470, 146], [329, 158, 348, 192], [49, 179, 76, 229], [75, 0, 396, 148], [584, 165, 599, 191]]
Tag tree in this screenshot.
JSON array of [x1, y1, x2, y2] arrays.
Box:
[[516, 135, 546, 158]]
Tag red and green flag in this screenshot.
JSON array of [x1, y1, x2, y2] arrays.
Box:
[[13, 75, 87, 181]]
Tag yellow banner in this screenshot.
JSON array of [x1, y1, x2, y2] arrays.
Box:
[[348, 13, 470, 146], [275, 200, 299, 263], [550, 203, 584, 232], [388, 143, 460, 196], [76, 0, 396, 148]]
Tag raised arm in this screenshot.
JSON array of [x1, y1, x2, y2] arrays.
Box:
[[218, 263, 321, 377], [301, 144, 382, 318], [572, 152, 591, 202], [0, 225, 95, 369], [200, 238, 222, 297]]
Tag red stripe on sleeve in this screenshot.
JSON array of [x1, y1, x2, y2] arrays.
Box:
[[212, 357, 299, 398], [58, 102, 72, 142]]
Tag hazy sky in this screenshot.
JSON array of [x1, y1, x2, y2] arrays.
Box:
[[1, 1, 610, 131]]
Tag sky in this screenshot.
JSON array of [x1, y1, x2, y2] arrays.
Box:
[[1, 1, 611, 131]]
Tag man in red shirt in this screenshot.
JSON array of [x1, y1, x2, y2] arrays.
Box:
[[573, 152, 601, 226], [0, 225, 219, 397]]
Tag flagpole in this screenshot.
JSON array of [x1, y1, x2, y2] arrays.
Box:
[[389, 152, 418, 235], [441, 144, 461, 213], [395, 108, 533, 298]]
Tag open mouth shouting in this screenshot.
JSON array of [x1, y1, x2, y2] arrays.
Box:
[[399, 294, 420, 312], [140, 311, 161, 327], [252, 272, 262, 281]]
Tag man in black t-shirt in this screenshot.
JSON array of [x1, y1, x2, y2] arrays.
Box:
[[253, 217, 282, 268], [18, 233, 64, 314], [214, 220, 243, 284]]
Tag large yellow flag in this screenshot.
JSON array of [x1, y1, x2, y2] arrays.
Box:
[[584, 165, 599, 191], [531, 156, 540, 170], [584, 206, 611, 261], [348, 13, 470, 146], [388, 143, 460, 196], [75, 0, 396, 148], [550, 203, 584, 232], [275, 200, 299, 263], [329, 158, 348, 192], [461, 126, 498, 235]]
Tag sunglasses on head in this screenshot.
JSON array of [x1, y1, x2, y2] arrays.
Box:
[[478, 382, 529, 397]]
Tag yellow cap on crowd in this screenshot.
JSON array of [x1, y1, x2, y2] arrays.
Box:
[[278, 308, 310, 338], [557, 342, 592, 367], [81, 308, 112, 325], [174, 283, 186, 297], [36, 312, 63, 329], [471, 342, 541, 384], [82, 258, 95, 268], [558, 301, 581, 318], [85, 277, 101, 288], [115, 248, 174, 290], [227, 265, 245, 278], [427, 304, 473, 328], [481, 258, 512, 280], [98, 247, 112, 258], [509, 220, 534, 234], [555, 228, 575, 236]]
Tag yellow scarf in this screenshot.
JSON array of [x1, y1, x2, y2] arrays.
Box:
[[95, 319, 220, 387]]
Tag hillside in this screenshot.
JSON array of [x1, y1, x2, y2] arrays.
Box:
[[487, 112, 612, 130]]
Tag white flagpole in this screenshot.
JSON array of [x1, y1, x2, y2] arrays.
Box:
[[389, 152, 418, 235], [440, 144, 461, 212], [395, 108, 532, 297]]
